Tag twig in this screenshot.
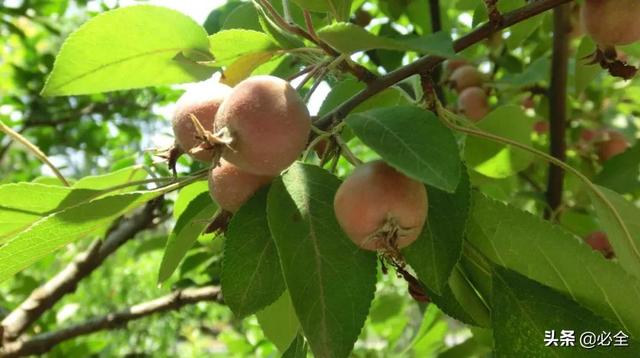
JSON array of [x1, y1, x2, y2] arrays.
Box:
[[0, 199, 161, 343], [334, 135, 362, 166], [303, 10, 318, 41], [483, 0, 503, 28], [545, 4, 571, 220], [303, 66, 329, 103], [256, 0, 376, 82], [0, 120, 69, 186], [0, 286, 222, 357], [428, 0, 445, 102], [286, 65, 315, 82], [314, 0, 574, 130]]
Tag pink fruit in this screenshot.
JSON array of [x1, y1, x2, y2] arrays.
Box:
[[458, 87, 489, 122], [215, 75, 311, 176], [334, 161, 428, 251], [172, 82, 232, 162], [445, 58, 469, 73], [449, 65, 484, 92], [581, 0, 640, 46], [208, 159, 273, 213]]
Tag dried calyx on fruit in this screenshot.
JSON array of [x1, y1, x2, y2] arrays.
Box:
[[172, 82, 232, 162], [208, 159, 273, 213], [195, 75, 312, 176], [334, 160, 428, 262], [160, 82, 232, 174], [581, 0, 640, 79]]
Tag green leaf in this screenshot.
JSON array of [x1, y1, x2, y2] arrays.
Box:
[[203, 0, 247, 34], [493, 267, 640, 357], [416, 267, 479, 326], [317, 22, 454, 56], [42, 5, 214, 96], [208, 29, 279, 66], [504, 13, 543, 49], [267, 163, 377, 358], [221, 188, 285, 318], [403, 166, 470, 293], [221, 2, 261, 31], [73, 166, 147, 190], [0, 190, 163, 283], [0, 166, 149, 242], [291, 0, 352, 21], [256, 291, 300, 352], [158, 192, 217, 283], [467, 193, 640, 337], [589, 186, 640, 280], [594, 144, 640, 195], [173, 181, 209, 220], [499, 58, 550, 87], [346, 106, 461, 192], [318, 78, 411, 117], [282, 334, 308, 358], [254, 2, 303, 49], [464, 105, 534, 178], [0, 184, 97, 242]]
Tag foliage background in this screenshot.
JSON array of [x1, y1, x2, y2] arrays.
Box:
[[1, 0, 639, 357]]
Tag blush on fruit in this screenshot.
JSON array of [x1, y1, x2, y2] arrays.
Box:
[[172, 82, 232, 162], [208, 159, 273, 213], [334, 161, 427, 253], [215, 75, 311, 176]]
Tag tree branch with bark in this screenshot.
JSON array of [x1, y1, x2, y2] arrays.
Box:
[[0, 286, 222, 357], [545, 4, 571, 219], [1, 198, 162, 343], [314, 0, 574, 130]]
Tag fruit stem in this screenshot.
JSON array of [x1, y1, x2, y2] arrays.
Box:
[[334, 134, 362, 166], [0, 119, 70, 186]]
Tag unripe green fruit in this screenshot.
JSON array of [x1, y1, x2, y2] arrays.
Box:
[[172, 82, 232, 162], [449, 65, 483, 92], [596, 130, 629, 162], [334, 161, 428, 251], [208, 159, 273, 213], [581, 0, 640, 46], [458, 87, 489, 122], [215, 75, 311, 176]]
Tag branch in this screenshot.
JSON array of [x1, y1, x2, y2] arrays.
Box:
[[427, 0, 445, 102], [0, 120, 70, 186], [1, 199, 161, 342], [256, 0, 376, 83], [315, 0, 574, 130], [545, 4, 571, 219], [0, 286, 222, 357]]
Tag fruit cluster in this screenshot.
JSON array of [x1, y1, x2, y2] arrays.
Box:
[[170, 76, 428, 256], [447, 60, 489, 122], [171, 75, 311, 213]]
